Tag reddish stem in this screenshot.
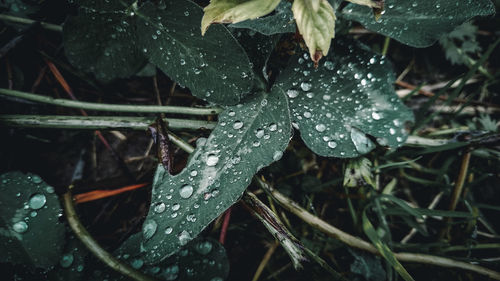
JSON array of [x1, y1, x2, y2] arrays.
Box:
[[219, 207, 232, 245]]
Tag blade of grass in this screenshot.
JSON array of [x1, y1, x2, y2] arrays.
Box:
[[362, 210, 415, 281], [73, 183, 149, 204]]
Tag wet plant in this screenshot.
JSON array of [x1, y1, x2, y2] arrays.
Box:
[[1, 0, 499, 281]]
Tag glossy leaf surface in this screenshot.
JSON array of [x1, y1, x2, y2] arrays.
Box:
[[341, 0, 495, 47], [0, 172, 65, 269], [141, 90, 291, 263], [275, 39, 413, 158]]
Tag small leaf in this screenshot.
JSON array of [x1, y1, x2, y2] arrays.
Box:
[[230, 1, 296, 35], [137, 1, 254, 105], [141, 89, 291, 263], [344, 157, 376, 188], [341, 0, 495, 48], [346, 0, 383, 8], [0, 172, 65, 269], [202, 0, 281, 35], [362, 210, 415, 281], [292, 0, 336, 65], [275, 38, 413, 158]]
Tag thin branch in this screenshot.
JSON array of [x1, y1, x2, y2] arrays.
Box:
[[62, 192, 158, 281], [0, 88, 222, 115], [256, 177, 500, 280], [0, 14, 62, 32], [0, 115, 216, 130]]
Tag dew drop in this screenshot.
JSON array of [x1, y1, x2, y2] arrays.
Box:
[[194, 240, 213, 255], [371, 112, 382, 120], [315, 124, 326, 132], [28, 193, 46, 210], [286, 89, 299, 98], [179, 184, 194, 199], [154, 202, 166, 213], [142, 220, 158, 240], [206, 154, 219, 166], [172, 203, 180, 211], [178, 230, 191, 246], [165, 227, 173, 234], [233, 120, 243, 130], [13, 221, 28, 233], [131, 258, 144, 269], [269, 123, 277, 131], [255, 129, 265, 138], [272, 151, 283, 161], [59, 253, 74, 268], [328, 141, 337, 149], [31, 175, 42, 184], [300, 82, 312, 91]]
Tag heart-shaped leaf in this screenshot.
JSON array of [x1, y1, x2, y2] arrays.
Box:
[[230, 1, 296, 35], [275, 39, 413, 158], [64, 0, 254, 106], [0, 172, 65, 269], [141, 89, 291, 263], [137, 1, 254, 105], [341, 0, 495, 48], [201, 0, 281, 35], [63, 1, 147, 81]]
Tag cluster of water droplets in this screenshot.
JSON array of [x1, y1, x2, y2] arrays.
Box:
[[283, 48, 410, 156]]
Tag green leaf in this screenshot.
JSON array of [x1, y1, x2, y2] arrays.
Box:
[[348, 248, 386, 281], [292, 0, 336, 63], [201, 0, 281, 35], [275, 39, 413, 158], [141, 89, 291, 263], [341, 0, 495, 48], [137, 1, 254, 105], [0, 0, 40, 18], [230, 1, 296, 35], [47, 233, 88, 281], [362, 211, 415, 281], [63, 2, 147, 81], [0, 172, 65, 269], [64, 0, 254, 105], [90, 233, 229, 281]]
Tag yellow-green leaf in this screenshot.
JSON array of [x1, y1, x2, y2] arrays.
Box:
[[201, 0, 281, 35], [292, 0, 336, 65], [346, 0, 383, 8]]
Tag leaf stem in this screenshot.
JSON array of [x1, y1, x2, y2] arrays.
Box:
[[0, 88, 222, 115], [0, 14, 62, 31], [62, 191, 158, 281], [0, 115, 216, 130], [256, 177, 500, 280]]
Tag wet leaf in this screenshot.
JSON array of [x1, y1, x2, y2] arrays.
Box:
[[292, 0, 336, 64], [348, 248, 386, 281], [275, 38, 413, 158], [64, 0, 254, 105], [230, 1, 296, 35], [201, 0, 281, 35], [137, 1, 254, 105], [47, 233, 89, 281], [341, 0, 495, 47], [63, 1, 147, 81], [141, 89, 291, 263], [0, 172, 65, 269], [88, 233, 229, 281]]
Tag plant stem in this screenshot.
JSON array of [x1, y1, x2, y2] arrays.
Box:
[[382, 36, 391, 56], [0, 115, 216, 130], [0, 14, 62, 32], [256, 178, 500, 280], [62, 192, 158, 281], [0, 88, 222, 115]]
